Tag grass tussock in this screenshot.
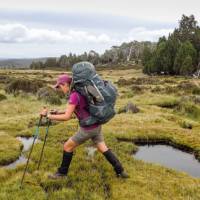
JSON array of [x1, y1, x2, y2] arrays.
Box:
[[175, 101, 200, 120], [148, 96, 180, 108], [0, 132, 22, 165]]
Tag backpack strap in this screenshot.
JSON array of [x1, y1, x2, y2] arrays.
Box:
[[76, 92, 80, 105], [75, 92, 84, 120]]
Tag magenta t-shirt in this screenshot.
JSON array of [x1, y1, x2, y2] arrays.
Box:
[[68, 91, 99, 130]]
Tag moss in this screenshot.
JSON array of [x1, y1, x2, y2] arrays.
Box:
[[0, 132, 22, 165], [48, 188, 77, 200], [0, 174, 46, 200]]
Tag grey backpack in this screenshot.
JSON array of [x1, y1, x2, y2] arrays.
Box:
[[72, 61, 118, 126]]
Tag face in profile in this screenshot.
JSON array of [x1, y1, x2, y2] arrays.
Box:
[[58, 83, 70, 94]]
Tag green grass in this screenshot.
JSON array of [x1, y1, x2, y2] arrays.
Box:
[[0, 68, 200, 199], [0, 132, 22, 165]]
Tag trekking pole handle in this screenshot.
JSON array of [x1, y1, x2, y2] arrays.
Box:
[[33, 115, 43, 139]]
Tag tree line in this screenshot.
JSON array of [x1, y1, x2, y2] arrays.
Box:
[[30, 42, 155, 70], [142, 15, 200, 76]]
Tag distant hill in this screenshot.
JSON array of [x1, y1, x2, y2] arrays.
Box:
[[0, 58, 48, 68]]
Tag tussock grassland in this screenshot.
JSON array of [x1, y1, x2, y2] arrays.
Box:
[[0, 68, 200, 199]]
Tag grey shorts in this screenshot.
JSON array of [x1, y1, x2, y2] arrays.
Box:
[[71, 125, 104, 145]]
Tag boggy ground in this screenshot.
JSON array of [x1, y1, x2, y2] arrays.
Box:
[[0, 68, 200, 200]]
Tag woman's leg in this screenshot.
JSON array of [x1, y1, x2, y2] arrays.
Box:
[[64, 138, 79, 152], [95, 141, 129, 178], [96, 142, 123, 174], [57, 138, 79, 175], [92, 128, 125, 176], [95, 141, 108, 153], [48, 138, 79, 179]]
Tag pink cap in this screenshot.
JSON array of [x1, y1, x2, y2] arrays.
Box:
[[54, 74, 72, 89]]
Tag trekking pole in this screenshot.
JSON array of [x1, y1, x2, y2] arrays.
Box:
[[20, 115, 43, 188], [37, 118, 51, 170]]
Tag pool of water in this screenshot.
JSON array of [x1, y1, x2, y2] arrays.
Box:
[[4, 136, 40, 169], [134, 144, 200, 178]]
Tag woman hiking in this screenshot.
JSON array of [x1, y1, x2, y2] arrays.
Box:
[[40, 62, 129, 179]]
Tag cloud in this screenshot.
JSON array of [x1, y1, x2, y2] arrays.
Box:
[[0, 23, 116, 44], [126, 27, 174, 42], [0, 23, 173, 47]]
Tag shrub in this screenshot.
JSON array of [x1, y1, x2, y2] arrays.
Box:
[[181, 95, 200, 105], [37, 86, 62, 105], [0, 75, 11, 84], [165, 86, 180, 94], [151, 86, 179, 94], [177, 81, 199, 93], [131, 85, 148, 94], [0, 93, 7, 101], [175, 101, 200, 119], [47, 95, 62, 105], [116, 78, 136, 86], [192, 95, 200, 104], [151, 86, 163, 93], [133, 77, 161, 85], [5, 79, 44, 95], [192, 87, 200, 95], [161, 79, 176, 84], [121, 91, 134, 98]]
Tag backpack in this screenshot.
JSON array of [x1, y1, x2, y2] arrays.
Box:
[[71, 61, 118, 126]]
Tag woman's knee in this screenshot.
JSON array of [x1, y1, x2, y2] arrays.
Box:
[[96, 142, 108, 153], [63, 138, 78, 152]]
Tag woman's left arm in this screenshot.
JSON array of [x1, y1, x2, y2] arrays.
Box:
[[47, 104, 76, 121]]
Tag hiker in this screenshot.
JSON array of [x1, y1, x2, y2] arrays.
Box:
[[40, 62, 129, 179]]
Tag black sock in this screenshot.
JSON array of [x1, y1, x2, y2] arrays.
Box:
[[58, 151, 73, 175], [103, 149, 124, 174]]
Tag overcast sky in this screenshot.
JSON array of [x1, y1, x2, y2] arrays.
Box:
[[0, 0, 199, 58]]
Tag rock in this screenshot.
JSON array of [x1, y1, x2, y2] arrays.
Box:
[[126, 102, 140, 113], [118, 102, 140, 114]]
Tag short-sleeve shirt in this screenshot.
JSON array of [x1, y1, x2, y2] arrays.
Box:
[[68, 91, 99, 130]]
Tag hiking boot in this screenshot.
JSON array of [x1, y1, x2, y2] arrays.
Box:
[[117, 171, 130, 178], [48, 171, 67, 179]]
